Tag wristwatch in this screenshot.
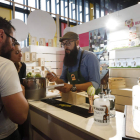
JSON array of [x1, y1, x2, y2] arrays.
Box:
[[71, 84, 77, 92]]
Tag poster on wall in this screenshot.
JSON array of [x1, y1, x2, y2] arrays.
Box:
[[89, 27, 109, 69]]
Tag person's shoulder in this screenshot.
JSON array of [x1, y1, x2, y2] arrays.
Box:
[[83, 50, 97, 59], [0, 57, 14, 67]]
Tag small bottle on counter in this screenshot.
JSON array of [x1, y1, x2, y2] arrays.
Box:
[[94, 89, 110, 125]]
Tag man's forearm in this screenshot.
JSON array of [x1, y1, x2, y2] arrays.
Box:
[[75, 82, 93, 92], [56, 78, 65, 84]]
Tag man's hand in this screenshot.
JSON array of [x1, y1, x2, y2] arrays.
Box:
[[46, 72, 58, 82], [55, 83, 73, 93], [21, 84, 25, 96]]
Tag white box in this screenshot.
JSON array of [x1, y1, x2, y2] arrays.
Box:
[[31, 37, 37, 45], [39, 38, 46, 46]]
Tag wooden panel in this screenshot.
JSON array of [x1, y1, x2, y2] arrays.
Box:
[[26, 62, 63, 69], [109, 69, 140, 78], [115, 96, 132, 105], [62, 91, 86, 105], [111, 88, 132, 97], [125, 105, 140, 139], [30, 110, 84, 140], [36, 54, 64, 62], [29, 46, 65, 54], [115, 104, 124, 112], [32, 130, 46, 140], [125, 78, 138, 88]]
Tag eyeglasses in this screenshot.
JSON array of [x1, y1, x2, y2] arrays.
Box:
[[61, 40, 75, 47], [5, 32, 17, 46]]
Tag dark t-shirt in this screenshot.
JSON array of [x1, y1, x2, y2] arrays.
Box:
[[18, 62, 26, 84]]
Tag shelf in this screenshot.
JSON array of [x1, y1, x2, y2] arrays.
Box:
[[110, 46, 140, 52], [108, 67, 140, 70]]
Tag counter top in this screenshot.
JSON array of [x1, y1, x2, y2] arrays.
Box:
[[29, 96, 125, 140]]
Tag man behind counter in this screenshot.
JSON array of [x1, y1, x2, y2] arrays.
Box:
[[47, 32, 100, 93], [0, 17, 29, 140]]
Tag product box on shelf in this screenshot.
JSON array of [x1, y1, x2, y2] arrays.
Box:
[[38, 58, 45, 66], [30, 52, 36, 62], [31, 37, 37, 45], [21, 52, 25, 62], [25, 52, 30, 62], [39, 38, 46, 46], [48, 39, 53, 47]]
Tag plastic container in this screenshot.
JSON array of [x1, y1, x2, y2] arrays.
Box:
[[94, 92, 110, 125]]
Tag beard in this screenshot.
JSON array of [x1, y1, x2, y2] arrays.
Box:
[[64, 43, 78, 67], [0, 37, 12, 59]]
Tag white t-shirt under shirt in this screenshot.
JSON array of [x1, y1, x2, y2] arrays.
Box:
[[0, 57, 22, 139]]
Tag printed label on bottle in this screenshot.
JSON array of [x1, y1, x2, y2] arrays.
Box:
[[94, 105, 110, 124]]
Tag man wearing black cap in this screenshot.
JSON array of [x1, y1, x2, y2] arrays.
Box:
[[47, 32, 100, 93]]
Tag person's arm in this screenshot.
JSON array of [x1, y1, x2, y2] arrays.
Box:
[[56, 82, 93, 93], [47, 72, 65, 84], [2, 92, 29, 124], [0, 61, 29, 125], [46, 65, 68, 84]]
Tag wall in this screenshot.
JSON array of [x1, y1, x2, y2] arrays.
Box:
[[23, 46, 64, 77], [69, 4, 140, 35], [0, 7, 12, 20]]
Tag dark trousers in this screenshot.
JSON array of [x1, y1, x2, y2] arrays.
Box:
[[1, 129, 21, 140]]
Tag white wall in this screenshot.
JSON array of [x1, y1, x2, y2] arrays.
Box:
[[69, 4, 140, 34]]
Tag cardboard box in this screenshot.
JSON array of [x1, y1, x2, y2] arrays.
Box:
[[30, 52, 36, 62], [38, 58, 45, 66], [21, 52, 25, 62], [62, 91, 86, 105], [109, 77, 126, 89], [25, 52, 30, 62]]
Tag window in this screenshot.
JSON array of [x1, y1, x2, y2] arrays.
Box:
[[41, 0, 46, 11], [47, 0, 50, 12], [0, 0, 10, 5], [51, 0, 55, 17], [61, 0, 64, 20], [14, 0, 23, 8], [65, 0, 68, 21], [96, 3, 99, 19], [77, 0, 82, 23], [15, 11, 24, 21], [85, 1, 89, 22], [69, 0, 76, 22], [28, 0, 35, 8], [100, 0, 104, 17]]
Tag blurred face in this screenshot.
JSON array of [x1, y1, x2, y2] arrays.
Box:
[[62, 39, 79, 67], [10, 45, 22, 63], [61, 39, 79, 54], [0, 28, 17, 58]]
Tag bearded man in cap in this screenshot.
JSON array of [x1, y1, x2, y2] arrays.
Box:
[[47, 32, 100, 93]]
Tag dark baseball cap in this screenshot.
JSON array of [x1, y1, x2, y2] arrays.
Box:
[[59, 32, 79, 42]]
